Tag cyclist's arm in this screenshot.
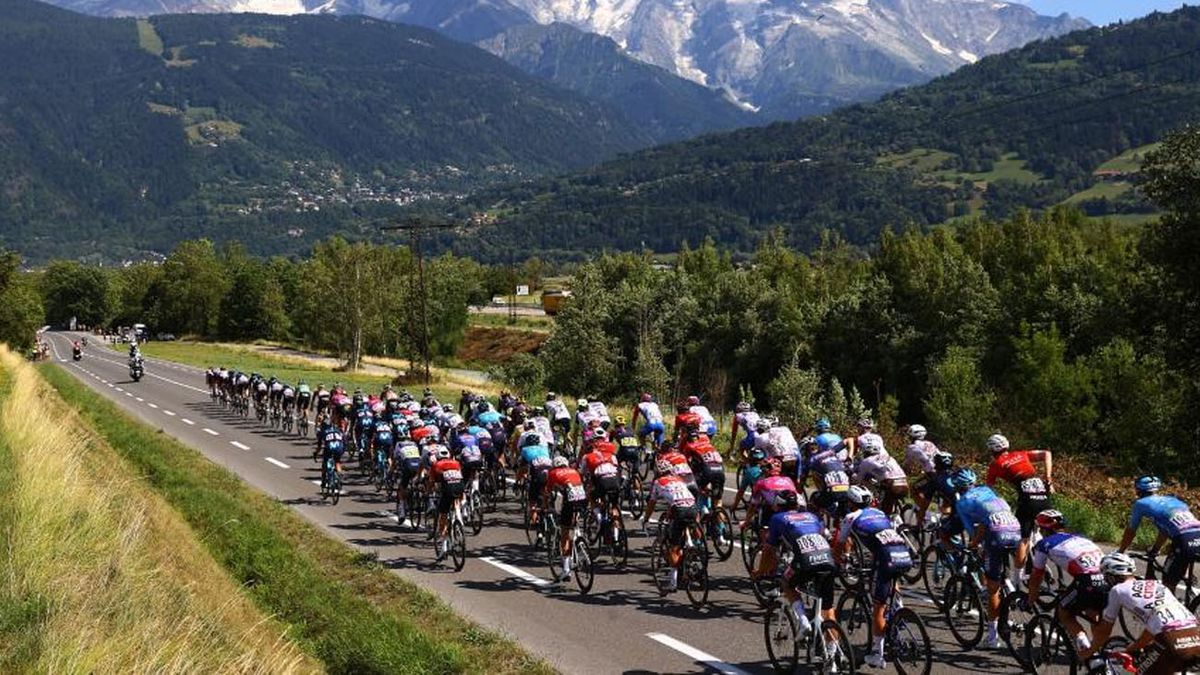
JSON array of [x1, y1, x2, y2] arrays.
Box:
[[967, 520, 984, 549], [1031, 450, 1053, 486], [1119, 505, 1145, 552], [1081, 619, 1115, 659], [630, 406, 641, 428]]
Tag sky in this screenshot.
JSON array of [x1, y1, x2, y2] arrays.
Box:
[[1017, 1, 1192, 25]]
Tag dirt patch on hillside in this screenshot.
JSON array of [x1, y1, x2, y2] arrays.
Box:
[[456, 326, 546, 365]]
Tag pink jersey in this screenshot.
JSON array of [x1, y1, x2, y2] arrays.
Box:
[[751, 476, 798, 508]]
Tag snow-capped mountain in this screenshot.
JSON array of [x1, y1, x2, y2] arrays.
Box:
[[502, 0, 1090, 116], [41, 0, 1088, 119]]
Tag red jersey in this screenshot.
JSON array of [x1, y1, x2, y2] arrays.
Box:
[[545, 466, 587, 503], [681, 436, 723, 466], [986, 450, 1038, 486], [660, 451, 694, 479], [674, 412, 702, 433], [431, 458, 463, 485], [411, 425, 437, 444], [582, 450, 620, 481], [591, 440, 618, 459]]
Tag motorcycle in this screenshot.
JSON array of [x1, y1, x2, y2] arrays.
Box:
[[72, 347, 82, 361], [129, 358, 144, 382]]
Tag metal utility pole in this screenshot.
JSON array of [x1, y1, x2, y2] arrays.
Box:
[[380, 216, 457, 385]]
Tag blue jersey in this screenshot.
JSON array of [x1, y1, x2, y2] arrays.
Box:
[[841, 507, 906, 556], [1130, 495, 1200, 538], [320, 428, 345, 457], [957, 486, 1011, 531], [766, 511, 827, 550], [372, 419, 394, 445], [477, 410, 502, 426], [520, 444, 551, 470]]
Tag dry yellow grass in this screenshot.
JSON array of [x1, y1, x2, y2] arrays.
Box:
[[0, 348, 320, 674]]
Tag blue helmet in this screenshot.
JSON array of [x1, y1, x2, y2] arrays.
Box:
[[815, 417, 832, 433], [748, 447, 767, 463], [950, 468, 977, 490], [814, 432, 842, 453], [1135, 475, 1162, 495]]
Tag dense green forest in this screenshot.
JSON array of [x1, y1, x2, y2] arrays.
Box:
[[0, 0, 653, 263], [455, 7, 1200, 260]]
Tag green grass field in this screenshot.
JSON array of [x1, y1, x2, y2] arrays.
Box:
[[1063, 180, 1134, 204], [42, 364, 549, 674], [877, 148, 956, 173], [135, 19, 163, 56], [951, 153, 1043, 185], [1097, 142, 1162, 174]]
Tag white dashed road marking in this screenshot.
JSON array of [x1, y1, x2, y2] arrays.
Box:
[[181, 418, 195, 425], [202, 428, 219, 436], [163, 410, 176, 416], [148, 402, 159, 409], [645, 633, 749, 675], [231, 441, 250, 451], [264, 457, 289, 469]]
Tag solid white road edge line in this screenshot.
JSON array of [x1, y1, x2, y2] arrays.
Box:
[[265, 457, 290, 469], [479, 556, 551, 587], [645, 633, 749, 675]]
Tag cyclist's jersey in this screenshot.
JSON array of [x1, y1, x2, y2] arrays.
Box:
[[674, 411, 702, 433], [660, 451, 695, 481], [519, 444, 552, 471], [854, 452, 907, 484], [517, 430, 544, 448], [1130, 495, 1200, 539], [431, 458, 463, 487], [319, 428, 345, 456], [591, 439, 617, 460], [613, 428, 640, 456], [411, 425, 436, 445], [475, 408, 501, 426], [905, 440, 939, 474], [840, 507, 907, 558], [766, 426, 800, 460], [545, 467, 587, 503], [545, 399, 570, 422], [582, 450, 619, 482], [805, 452, 851, 494], [735, 410, 761, 434], [681, 437, 723, 467], [1103, 578, 1199, 636], [372, 419, 394, 446], [766, 511, 830, 556], [587, 401, 610, 423], [957, 486, 1020, 545], [394, 440, 420, 462], [637, 401, 664, 424], [256, 381, 268, 394], [750, 476, 798, 509], [282, 386, 295, 399], [689, 405, 715, 429], [575, 409, 596, 429], [531, 416, 553, 442], [929, 471, 958, 504], [856, 432, 884, 454], [1032, 532, 1103, 577], [986, 450, 1043, 488], [270, 381, 284, 394], [316, 389, 330, 403], [650, 475, 696, 509]]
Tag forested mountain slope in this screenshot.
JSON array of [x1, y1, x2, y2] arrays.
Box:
[[461, 7, 1200, 259]]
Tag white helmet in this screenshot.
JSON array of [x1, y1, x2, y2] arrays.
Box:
[[847, 485, 873, 507], [436, 448, 450, 459], [908, 424, 927, 441], [1101, 552, 1136, 577], [861, 435, 885, 457], [986, 434, 1010, 453], [552, 455, 569, 468]]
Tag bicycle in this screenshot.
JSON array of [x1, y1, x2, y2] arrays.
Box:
[[763, 572, 857, 674], [919, 536, 964, 610], [281, 407, 294, 434], [998, 577, 1076, 668], [372, 444, 390, 494], [837, 580, 932, 675], [583, 494, 628, 567], [649, 514, 709, 607], [320, 456, 342, 505], [544, 508, 595, 594], [462, 480, 485, 536], [435, 498, 467, 572], [698, 491, 735, 562], [619, 459, 644, 513], [298, 410, 310, 437], [1025, 611, 1133, 674]]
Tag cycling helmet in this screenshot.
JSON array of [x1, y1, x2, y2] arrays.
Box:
[[1135, 475, 1162, 495], [933, 452, 954, 472], [641, 392, 653, 403], [436, 448, 450, 459], [552, 455, 569, 468], [987, 434, 1010, 453], [860, 436, 884, 457], [686, 395, 700, 406], [748, 447, 767, 463], [856, 417, 875, 431], [1101, 552, 1136, 577], [755, 419, 771, 433], [908, 424, 927, 441], [736, 401, 751, 413], [577, 398, 588, 409], [775, 490, 800, 509], [847, 485, 873, 507], [531, 406, 545, 416], [353, 392, 364, 403], [423, 388, 433, 397], [815, 417, 832, 433], [766, 458, 782, 476], [546, 391, 557, 400], [950, 468, 977, 490], [442, 404, 453, 412], [591, 430, 607, 442], [655, 459, 673, 476], [614, 415, 627, 426], [1035, 509, 1066, 531]]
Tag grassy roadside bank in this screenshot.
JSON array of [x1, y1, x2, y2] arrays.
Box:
[[41, 364, 551, 675], [0, 349, 316, 673]]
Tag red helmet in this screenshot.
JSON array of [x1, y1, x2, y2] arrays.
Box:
[[766, 458, 782, 476], [1035, 510, 1066, 531]]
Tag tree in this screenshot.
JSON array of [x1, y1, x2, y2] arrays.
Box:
[[766, 357, 824, 430], [539, 265, 621, 396], [295, 238, 387, 370], [487, 353, 545, 399], [219, 261, 289, 340], [923, 346, 996, 448], [111, 263, 164, 329], [1004, 324, 1097, 452], [0, 254, 44, 352], [160, 239, 228, 336], [40, 261, 112, 328]]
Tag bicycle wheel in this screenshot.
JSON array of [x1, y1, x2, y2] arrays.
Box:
[[763, 601, 800, 673], [836, 589, 873, 653], [573, 537, 594, 595], [582, 507, 600, 547], [747, 546, 775, 607], [999, 592, 1037, 667], [450, 521, 466, 572], [546, 525, 563, 581], [921, 544, 953, 610], [942, 577, 985, 648], [887, 607, 932, 675], [469, 493, 484, 535], [741, 526, 759, 575], [524, 505, 537, 547], [683, 545, 709, 608], [611, 516, 629, 568], [899, 526, 924, 584], [814, 619, 857, 675], [838, 538, 867, 590], [1025, 614, 1078, 675], [330, 472, 341, 506], [710, 509, 734, 562]]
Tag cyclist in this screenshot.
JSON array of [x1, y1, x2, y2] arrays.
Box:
[[838, 485, 914, 669], [846, 417, 883, 461], [743, 459, 799, 546], [611, 416, 642, 478], [314, 383, 330, 418], [686, 395, 717, 438], [731, 447, 768, 516], [657, 441, 700, 498], [316, 420, 346, 491], [280, 381, 296, 418], [1118, 475, 1200, 593], [1026, 509, 1107, 655], [852, 437, 909, 520], [903, 424, 941, 525], [268, 376, 284, 411], [680, 430, 725, 513], [762, 420, 801, 478], [799, 431, 852, 526], [518, 434, 553, 540], [428, 448, 464, 562], [474, 400, 503, 427], [544, 392, 572, 445], [529, 407, 555, 453], [751, 490, 839, 657], [586, 396, 612, 431], [580, 439, 621, 546], [984, 433, 1053, 581], [450, 422, 483, 492], [297, 380, 312, 420], [643, 458, 699, 593], [630, 393, 665, 450], [393, 431, 422, 524], [672, 401, 702, 442], [544, 455, 589, 582], [1085, 551, 1200, 673], [573, 398, 595, 450], [955, 468, 1021, 648], [729, 400, 760, 457]]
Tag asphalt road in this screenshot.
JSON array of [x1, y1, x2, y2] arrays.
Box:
[[49, 332, 1027, 675]]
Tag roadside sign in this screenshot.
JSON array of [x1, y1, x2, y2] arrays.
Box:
[[515, 285, 530, 296]]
